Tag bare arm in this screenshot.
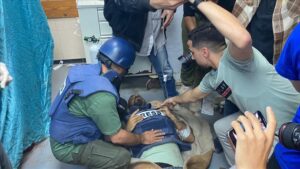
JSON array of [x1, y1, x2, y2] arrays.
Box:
[[162, 87, 209, 107], [106, 128, 164, 146], [193, 1, 252, 61], [160, 107, 195, 143], [184, 16, 197, 32]]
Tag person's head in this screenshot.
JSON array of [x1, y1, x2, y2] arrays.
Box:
[[128, 161, 161, 169], [128, 95, 151, 113], [188, 23, 226, 69], [97, 36, 135, 76]]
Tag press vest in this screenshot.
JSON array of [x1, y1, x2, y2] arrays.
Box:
[[130, 109, 191, 157], [49, 64, 119, 144]]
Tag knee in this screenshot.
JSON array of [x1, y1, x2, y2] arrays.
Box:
[[214, 118, 228, 139], [114, 148, 131, 168]]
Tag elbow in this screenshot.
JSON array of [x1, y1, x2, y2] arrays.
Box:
[[189, 135, 195, 143], [184, 134, 195, 143], [108, 130, 124, 144], [110, 136, 123, 144], [236, 31, 252, 49]]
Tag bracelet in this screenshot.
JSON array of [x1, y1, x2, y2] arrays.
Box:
[[193, 0, 202, 8]]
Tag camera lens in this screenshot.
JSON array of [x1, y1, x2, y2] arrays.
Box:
[[279, 122, 300, 150], [178, 52, 193, 64]]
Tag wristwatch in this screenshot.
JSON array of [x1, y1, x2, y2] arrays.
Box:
[[193, 0, 202, 8]]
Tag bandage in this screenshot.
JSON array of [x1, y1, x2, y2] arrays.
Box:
[[177, 126, 191, 140]]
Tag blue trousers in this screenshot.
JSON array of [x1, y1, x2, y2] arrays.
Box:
[[148, 45, 178, 98]]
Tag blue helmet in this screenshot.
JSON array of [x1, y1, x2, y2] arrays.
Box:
[[99, 37, 135, 69]]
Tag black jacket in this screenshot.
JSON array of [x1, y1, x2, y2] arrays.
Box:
[[104, 0, 156, 51]]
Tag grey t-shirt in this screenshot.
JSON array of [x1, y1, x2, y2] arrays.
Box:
[[199, 47, 300, 129]]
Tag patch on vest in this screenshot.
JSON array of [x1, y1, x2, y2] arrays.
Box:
[[216, 81, 232, 98], [137, 110, 165, 119]]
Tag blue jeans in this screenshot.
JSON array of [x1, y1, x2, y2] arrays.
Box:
[[148, 45, 178, 98]]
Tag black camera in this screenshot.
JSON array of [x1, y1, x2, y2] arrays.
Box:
[[178, 52, 193, 64], [279, 122, 300, 150]]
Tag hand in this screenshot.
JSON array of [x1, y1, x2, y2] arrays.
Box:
[[159, 106, 174, 119], [141, 129, 165, 144], [0, 63, 13, 88], [161, 97, 178, 108], [150, 100, 162, 109], [233, 107, 277, 169], [126, 109, 143, 132], [161, 9, 175, 29]]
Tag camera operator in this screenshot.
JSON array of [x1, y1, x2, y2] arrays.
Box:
[[274, 23, 300, 169]]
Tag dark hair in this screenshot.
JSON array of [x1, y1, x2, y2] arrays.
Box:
[[97, 52, 112, 68], [188, 23, 226, 52]]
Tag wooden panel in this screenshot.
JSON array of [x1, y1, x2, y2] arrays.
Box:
[[41, 0, 78, 18]]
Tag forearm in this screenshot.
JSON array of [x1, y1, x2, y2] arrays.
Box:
[[176, 88, 206, 104], [107, 129, 142, 146], [169, 115, 195, 143], [184, 16, 197, 32], [168, 114, 186, 130], [196, 1, 251, 49]]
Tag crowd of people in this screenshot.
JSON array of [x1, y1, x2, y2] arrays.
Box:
[[1, 0, 299, 169], [50, 0, 300, 168]]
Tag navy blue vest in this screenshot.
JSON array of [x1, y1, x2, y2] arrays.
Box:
[[49, 64, 119, 144], [130, 109, 191, 157]]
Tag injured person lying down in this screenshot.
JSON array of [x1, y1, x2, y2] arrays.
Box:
[[123, 95, 202, 168]]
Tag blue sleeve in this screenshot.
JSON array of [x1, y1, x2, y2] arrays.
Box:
[[276, 24, 300, 80]]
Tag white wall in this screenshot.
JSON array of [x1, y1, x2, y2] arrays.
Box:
[[48, 18, 85, 60], [48, 5, 184, 82]]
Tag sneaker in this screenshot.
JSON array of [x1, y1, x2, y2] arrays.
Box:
[[146, 78, 161, 90]]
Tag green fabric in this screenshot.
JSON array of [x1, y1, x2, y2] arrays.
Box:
[[199, 47, 300, 129], [51, 92, 121, 162], [140, 143, 184, 167], [69, 92, 121, 135], [72, 140, 130, 169]]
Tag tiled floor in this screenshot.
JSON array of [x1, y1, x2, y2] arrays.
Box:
[[20, 64, 229, 169]]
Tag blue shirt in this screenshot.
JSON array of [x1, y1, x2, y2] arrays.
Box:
[[275, 23, 300, 169]]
